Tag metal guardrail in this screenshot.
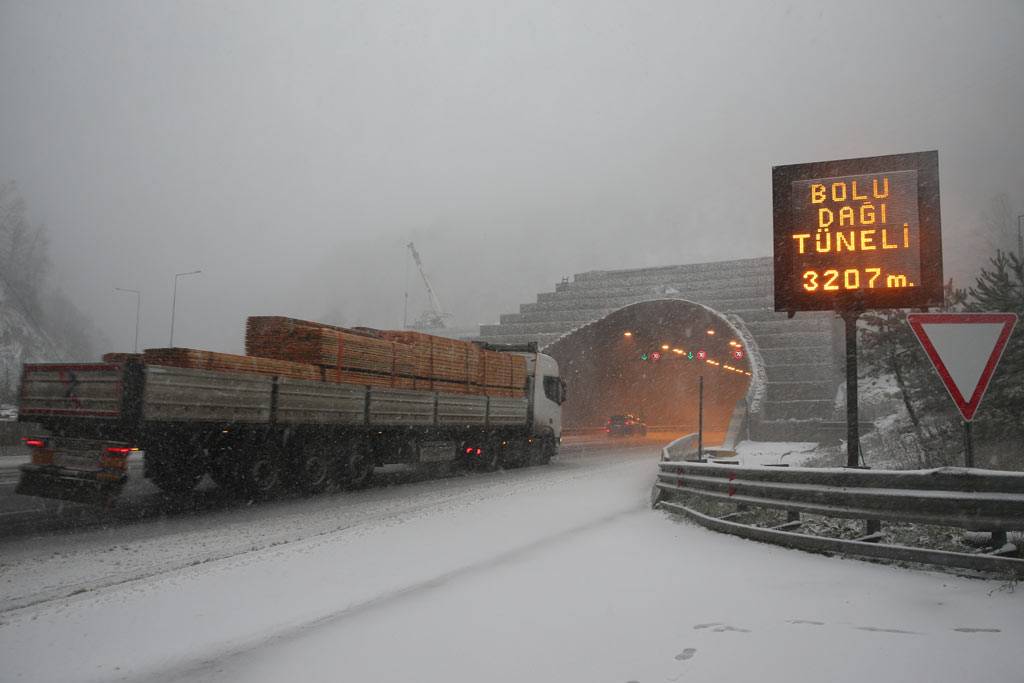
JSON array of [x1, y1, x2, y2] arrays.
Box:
[[561, 425, 687, 437], [653, 457, 1024, 577]]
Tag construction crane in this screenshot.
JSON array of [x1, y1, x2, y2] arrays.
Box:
[[405, 242, 450, 330]]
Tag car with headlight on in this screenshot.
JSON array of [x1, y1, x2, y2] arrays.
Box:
[[605, 414, 647, 437]]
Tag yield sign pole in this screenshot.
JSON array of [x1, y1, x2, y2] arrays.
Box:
[[907, 313, 1018, 467]]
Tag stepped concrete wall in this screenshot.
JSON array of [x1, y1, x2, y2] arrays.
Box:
[[478, 257, 845, 440]]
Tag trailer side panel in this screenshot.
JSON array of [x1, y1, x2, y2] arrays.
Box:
[[142, 366, 272, 423], [488, 396, 529, 427], [275, 377, 366, 425], [436, 394, 488, 426], [368, 388, 434, 426]]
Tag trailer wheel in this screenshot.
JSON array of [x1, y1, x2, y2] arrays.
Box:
[[146, 445, 205, 495], [243, 448, 282, 497], [297, 451, 331, 494], [344, 450, 374, 490]]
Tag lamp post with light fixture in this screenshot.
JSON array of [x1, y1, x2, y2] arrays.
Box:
[[169, 270, 201, 347], [114, 287, 141, 353]]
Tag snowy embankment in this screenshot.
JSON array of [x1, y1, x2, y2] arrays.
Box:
[[0, 446, 1021, 683], [733, 439, 824, 466]]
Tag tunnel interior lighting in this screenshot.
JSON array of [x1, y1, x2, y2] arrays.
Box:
[[672, 348, 684, 355], [623, 331, 633, 337], [706, 329, 716, 335], [661, 344, 670, 350]]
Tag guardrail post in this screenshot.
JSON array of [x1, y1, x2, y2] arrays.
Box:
[[866, 519, 881, 537], [787, 510, 800, 523], [991, 530, 1008, 550]]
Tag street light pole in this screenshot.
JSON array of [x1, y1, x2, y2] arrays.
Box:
[[169, 270, 201, 347], [113, 286, 141, 352]]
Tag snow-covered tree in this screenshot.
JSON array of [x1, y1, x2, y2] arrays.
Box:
[[965, 251, 1024, 436]]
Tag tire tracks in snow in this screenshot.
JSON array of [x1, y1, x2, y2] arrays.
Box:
[[143, 505, 650, 683], [0, 449, 656, 616]]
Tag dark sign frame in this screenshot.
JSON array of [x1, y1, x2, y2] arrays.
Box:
[[772, 151, 943, 313]]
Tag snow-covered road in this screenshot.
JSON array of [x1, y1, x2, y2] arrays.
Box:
[[1, 445, 1021, 683]]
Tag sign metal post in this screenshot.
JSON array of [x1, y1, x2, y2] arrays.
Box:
[[697, 374, 704, 460]]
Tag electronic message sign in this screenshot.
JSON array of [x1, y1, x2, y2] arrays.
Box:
[[772, 151, 943, 312]]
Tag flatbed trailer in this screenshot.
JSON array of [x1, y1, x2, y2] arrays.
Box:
[[15, 351, 565, 505]]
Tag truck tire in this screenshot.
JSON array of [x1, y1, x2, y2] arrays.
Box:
[[146, 445, 205, 495], [297, 451, 331, 494], [536, 437, 556, 466], [344, 450, 374, 490], [242, 446, 283, 497]]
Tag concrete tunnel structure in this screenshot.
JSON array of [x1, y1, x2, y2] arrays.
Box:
[[543, 300, 753, 446], [478, 257, 849, 445]]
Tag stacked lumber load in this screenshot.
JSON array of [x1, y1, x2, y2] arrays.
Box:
[[378, 330, 526, 398], [122, 318, 528, 397], [245, 317, 416, 389], [377, 330, 479, 387], [142, 348, 324, 382], [479, 348, 527, 396], [101, 353, 143, 364]]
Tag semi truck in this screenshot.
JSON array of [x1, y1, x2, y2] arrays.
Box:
[[14, 343, 565, 506]]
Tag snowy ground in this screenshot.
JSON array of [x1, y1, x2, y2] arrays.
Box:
[[1, 444, 1021, 683], [733, 440, 824, 466]]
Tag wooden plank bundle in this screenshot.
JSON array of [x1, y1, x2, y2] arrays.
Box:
[[377, 330, 526, 396], [143, 348, 324, 381], [377, 330, 479, 386], [245, 317, 416, 381], [111, 317, 528, 398], [101, 353, 143, 364]]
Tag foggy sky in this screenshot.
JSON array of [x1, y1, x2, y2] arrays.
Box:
[[1, 0, 1022, 355]]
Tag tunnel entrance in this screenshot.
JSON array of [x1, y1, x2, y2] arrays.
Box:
[[544, 300, 754, 445]]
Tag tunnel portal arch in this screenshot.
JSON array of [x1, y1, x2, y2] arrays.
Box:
[[542, 299, 763, 446], [479, 257, 844, 442]]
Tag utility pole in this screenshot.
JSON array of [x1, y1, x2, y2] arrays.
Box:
[[114, 287, 141, 353], [169, 270, 201, 346]]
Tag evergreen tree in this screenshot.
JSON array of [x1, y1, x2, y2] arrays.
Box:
[[965, 251, 1024, 435], [860, 281, 966, 466]]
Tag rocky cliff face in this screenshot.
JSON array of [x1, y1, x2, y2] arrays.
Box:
[[0, 279, 66, 400]]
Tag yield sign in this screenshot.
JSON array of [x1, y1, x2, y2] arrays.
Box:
[[907, 313, 1018, 421]]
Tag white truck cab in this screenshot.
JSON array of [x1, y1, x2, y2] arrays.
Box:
[[520, 351, 565, 441]]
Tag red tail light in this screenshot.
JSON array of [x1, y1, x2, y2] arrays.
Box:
[[475, 448, 482, 456], [105, 446, 134, 456], [23, 437, 48, 449], [465, 447, 474, 454]]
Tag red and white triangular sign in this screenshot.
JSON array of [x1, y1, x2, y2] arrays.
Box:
[[907, 313, 1018, 421]]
